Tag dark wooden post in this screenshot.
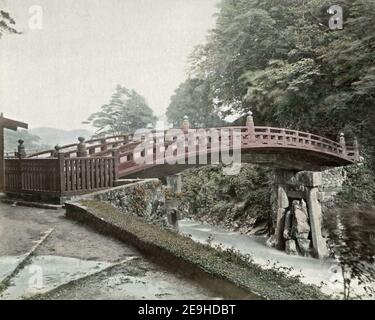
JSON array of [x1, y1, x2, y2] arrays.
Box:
[[17, 139, 26, 158], [52, 145, 61, 158], [57, 153, 66, 195], [100, 138, 107, 152], [0, 114, 28, 192], [112, 149, 120, 182]]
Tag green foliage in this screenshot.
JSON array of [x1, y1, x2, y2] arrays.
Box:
[[166, 78, 224, 128], [180, 164, 272, 234], [188, 0, 375, 165], [336, 165, 375, 206], [0, 10, 19, 38], [86, 85, 157, 135], [324, 206, 375, 299]]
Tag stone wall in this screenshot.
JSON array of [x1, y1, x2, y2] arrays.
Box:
[[320, 167, 347, 201], [74, 179, 170, 228]]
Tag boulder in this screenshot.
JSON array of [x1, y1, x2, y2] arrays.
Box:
[[283, 210, 293, 240], [266, 235, 276, 248], [297, 238, 311, 257], [285, 240, 298, 255], [292, 200, 310, 236]]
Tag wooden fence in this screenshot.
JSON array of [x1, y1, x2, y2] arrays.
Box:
[[4, 154, 118, 196]]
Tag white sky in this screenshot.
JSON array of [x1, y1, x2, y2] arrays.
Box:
[[0, 0, 217, 130]]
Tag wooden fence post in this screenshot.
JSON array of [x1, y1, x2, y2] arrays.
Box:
[[57, 153, 65, 195], [112, 149, 120, 183]]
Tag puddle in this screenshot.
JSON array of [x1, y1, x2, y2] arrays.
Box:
[[40, 260, 256, 300], [0, 255, 26, 281], [0, 255, 114, 300]]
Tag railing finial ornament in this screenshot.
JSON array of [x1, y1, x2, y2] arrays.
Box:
[[52, 145, 61, 158], [17, 139, 26, 158], [246, 110, 255, 142], [182, 115, 190, 133], [339, 132, 346, 148], [77, 136, 88, 157], [246, 110, 254, 126]]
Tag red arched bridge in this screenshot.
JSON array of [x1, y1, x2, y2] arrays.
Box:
[[4, 115, 360, 200]]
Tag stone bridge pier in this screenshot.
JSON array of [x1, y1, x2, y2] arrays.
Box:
[[272, 170, 329, 259], [164, 174, 183, 227]]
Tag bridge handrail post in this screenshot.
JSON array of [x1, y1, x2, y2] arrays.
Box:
[[57, 152, 66, 195], [52, 145, 61, 158], [77, 137, 88, 157], [17, 139, 26, 159], [339, 132, 346, 155], [112, 149, 120, 182], [246, 111, 255, 143], [100, 138, 108, 152], [353, 137, 360, 162], [182, 115, 190, 134]]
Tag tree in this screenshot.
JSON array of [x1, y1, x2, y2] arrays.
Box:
[[0, 10, 19, 38], [166, 78, 224, 128], [86, 85, 157, 135], [324, 206, 375, 299]]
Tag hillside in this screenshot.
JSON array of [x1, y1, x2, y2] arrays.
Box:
[[29, 127, 93, 148]]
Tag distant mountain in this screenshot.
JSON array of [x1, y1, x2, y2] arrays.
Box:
[[29, 127, 93, 148]]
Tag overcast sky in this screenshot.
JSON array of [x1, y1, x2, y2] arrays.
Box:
[[0, 0, 218, 130]]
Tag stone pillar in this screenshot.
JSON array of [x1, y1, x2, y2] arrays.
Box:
[[166, 174, 182, 193], [274, 184, 289, 250], [165, 174, 183, 227], [77, 137, 87, 157], [17, 139, 26, 158], [306, 185, 328, 259]]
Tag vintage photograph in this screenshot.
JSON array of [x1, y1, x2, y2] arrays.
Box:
[[0, 0, 374, 304]]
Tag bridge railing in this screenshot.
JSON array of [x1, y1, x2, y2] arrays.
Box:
[[12, 118, 360, 191], [22, 124, 359, 164], [26, 134, 130, 158], [4, 154, 118, 196]]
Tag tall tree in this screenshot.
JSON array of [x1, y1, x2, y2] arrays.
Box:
[[166, 78, 224, 128], [86, 85, 157, 135]]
